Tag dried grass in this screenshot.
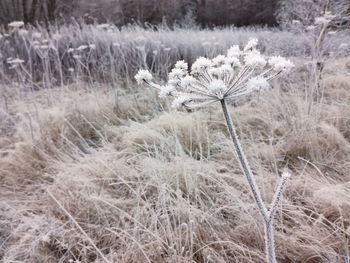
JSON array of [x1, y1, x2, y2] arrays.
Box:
[[1, 33, 350, 263]]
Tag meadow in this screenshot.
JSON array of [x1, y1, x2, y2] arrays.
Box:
[[0, 21, 350, 262]]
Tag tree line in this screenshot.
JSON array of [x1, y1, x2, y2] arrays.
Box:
[[0, 0, 348, 27]]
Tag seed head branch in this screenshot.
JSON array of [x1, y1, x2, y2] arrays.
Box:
[[268, 171, 291, 221]]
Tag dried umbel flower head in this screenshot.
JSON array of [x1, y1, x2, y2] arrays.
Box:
[[135, 38, 294, 108], [6, 58, 25, 69], [314, 12, 336, 25], [135, 70, 153, 85], [7, 58, 25, 65], [8, 21, 25, 28], [76, 45, 89, 51], [96, 23, 110, 29]]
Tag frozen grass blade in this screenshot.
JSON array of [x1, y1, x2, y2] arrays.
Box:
[[47, 190, 111, 263]]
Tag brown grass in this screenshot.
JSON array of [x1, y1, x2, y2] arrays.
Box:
[[1, 58, 350, 262]]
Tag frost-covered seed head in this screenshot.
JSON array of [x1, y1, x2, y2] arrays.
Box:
[[209, 79, 226, 94], [314, 17, 331, 25], [168, 78, 181, 86], [181, 75, 196, 88], [169, 68, 186, 80], [269, 56, 295, 72], [212, 55, 227, 66], [227, 45, 241, 58], [218, 64, 234, 75], [247, 76, 270, 91], [175, 60, 188, 71], [159, 85, 175, 98], [315, 12, 336, 25], [244, 50, 266, 68], [89, 44, 96, 49], [135, 70, 153, 84], [243, 38, 258, 51], [77, 45, 88, 51], [281, 170, 292, 178], [40, 45, 50, 50], [208, 68, 221, 78], [135, 38, 294, 109], [306, 25, 316, 31], [8, 21, 24, 28], [226, 56, 241, 67], [171, 95, 192, 108], [191, 57, 212, 73], [97, 23, 110, 29], [7, 58, 25, 64]]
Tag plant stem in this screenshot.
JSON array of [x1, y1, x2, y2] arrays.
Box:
[[220, 99, 268, 220], [265, 219, 277, 263], [220, 98, 278, 262]]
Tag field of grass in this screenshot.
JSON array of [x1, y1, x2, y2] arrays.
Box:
[[1, 23, 350, 262]]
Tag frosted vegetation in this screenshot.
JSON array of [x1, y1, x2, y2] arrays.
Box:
[[136, 39, 294, 263], [1, 11, 350, 263], [1, 22, 350, 87]]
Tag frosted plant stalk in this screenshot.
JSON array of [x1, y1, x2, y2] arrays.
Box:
[[136, 38, 294, 263]]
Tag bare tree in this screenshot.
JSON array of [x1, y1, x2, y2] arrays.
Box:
[[275, 0, 350, 28], [0, 0, 78, 26]]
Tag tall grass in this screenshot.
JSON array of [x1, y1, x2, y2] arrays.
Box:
[[1, 22, 349, 88]]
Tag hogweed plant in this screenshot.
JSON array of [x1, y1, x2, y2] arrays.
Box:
[[135, 38, 294, 263]]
